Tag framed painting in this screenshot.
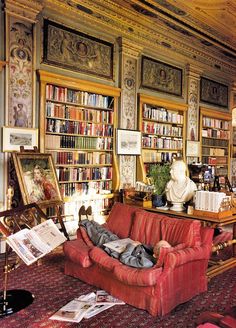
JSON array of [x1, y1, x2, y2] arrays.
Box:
[[43, 19, 113, 79], [12, 152, 62, 207], [2, 127, 38, 152], [116, 129, 141, 155], [141, 56, 182, 96], [200, 77, 228, 109]]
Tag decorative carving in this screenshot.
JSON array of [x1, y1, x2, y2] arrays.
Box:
[[141, 56, 182, 96], [5, 0, 43, 22], [8, 16, 33, 127], [43, 20, 113, 79]]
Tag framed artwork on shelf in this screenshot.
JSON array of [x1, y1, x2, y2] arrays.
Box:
[[116, 129, 141, 155], [2, 127, 38, 152], [12, 152, 62, 207], [43, 19, 113, 79], [200, 77, 228, 109], [141, 56, 182, 96], [186, 140, 200, 157]]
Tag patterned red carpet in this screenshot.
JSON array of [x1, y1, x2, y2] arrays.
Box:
[[0, 249, 235, 328]]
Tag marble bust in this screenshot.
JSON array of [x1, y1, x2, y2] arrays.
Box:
[[165, 160, 197, 211]]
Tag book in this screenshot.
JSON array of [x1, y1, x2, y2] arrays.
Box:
[[6, 219, 66, 265], [84, 303, 114, 319], [95, 290, 125, 305], [103, 237, 135, 253]]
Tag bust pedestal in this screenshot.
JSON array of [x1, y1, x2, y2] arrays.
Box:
[[170, 201, 185, 212]]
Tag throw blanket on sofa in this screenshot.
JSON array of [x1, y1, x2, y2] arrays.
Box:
[[79, 219, 156, 268]]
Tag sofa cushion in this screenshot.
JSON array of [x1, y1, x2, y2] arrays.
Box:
[[156, 243, 186, 267], [63, 239, 92, 267], [106, 202, 138, 238], [161, 217, 201, 247], [113, 263, 162, 286], [79, 226, 94, 247], [130, 210, 162, 245], [89, 247, 121, 272]]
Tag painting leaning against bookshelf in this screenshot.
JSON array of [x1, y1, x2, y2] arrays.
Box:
[[38, 70, 120, 234]]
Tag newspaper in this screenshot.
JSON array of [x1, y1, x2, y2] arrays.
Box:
[[103, 238, 135, 253], [95, 290, 125, 305], [6, 219, 66, 265]]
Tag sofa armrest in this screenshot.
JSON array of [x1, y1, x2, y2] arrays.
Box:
[[163, 245, 211, 270]]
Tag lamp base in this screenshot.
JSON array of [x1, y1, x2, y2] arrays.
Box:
[[0, 289, 34, 317]]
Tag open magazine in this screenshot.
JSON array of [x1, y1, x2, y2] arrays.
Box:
[[95, 290, 125, 305], [6, 219, 66, 265], [103, 238, 135, 253], [50, 291, 125, 323]]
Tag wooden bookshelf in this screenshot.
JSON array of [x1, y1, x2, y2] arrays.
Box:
[[38, 70, 120, 225], [137, 94, 187, 183], [200, 107, 231, 179]]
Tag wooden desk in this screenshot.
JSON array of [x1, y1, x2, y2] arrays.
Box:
[[144, 207, 236, 279]]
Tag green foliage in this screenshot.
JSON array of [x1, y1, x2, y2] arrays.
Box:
[[149, 163, 171, 195]]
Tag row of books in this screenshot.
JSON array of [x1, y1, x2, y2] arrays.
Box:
[[50, 151, 112, 165], [202, 137, 228, 148], [202, 117, 230, 130], [195, 191, 228, 212], [56, 167, 112, 182], [202, 147, 226, 156], [46, 84, 114, 109], [143, 104, 183, 124], [202, 128, 229, 140], [45, 135, 113, 150], [46, 102, 114, 124], [207, 157, 228, 165], [60, 181, 112, 197], [46, 119, 114, 137], [143, 150, 181, 164], [142, 122, 182, 137], [142, 136, 183, 149]]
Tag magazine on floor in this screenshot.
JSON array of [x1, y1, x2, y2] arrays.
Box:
[[6, 219, 66, 265], [95, 290, 125, 305], [103, 237, 136, 253]]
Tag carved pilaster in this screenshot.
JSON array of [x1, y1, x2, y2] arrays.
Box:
[[186, 64, 202, 141], [118, 37, 143, 188], [4, 0, 43, 22]]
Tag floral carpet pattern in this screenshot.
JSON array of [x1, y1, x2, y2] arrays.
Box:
[[0, 249, 235, 328]]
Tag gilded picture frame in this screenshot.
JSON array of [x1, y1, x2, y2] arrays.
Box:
[[43, 19, 113, 79], [12, 152, 62, 207], [141, 56, 182, 96], [2, 126, 38, 152], [200, 77, 228, 109]]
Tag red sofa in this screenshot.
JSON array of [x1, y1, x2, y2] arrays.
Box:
[[63, 202, 214, 316]]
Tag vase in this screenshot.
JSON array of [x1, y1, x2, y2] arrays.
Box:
[[152, 194, 166, 207]]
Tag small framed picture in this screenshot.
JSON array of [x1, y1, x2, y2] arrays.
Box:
[[116, 129, 141, 155], [2, 126, 38, 152], [186, 140, 200, 157]]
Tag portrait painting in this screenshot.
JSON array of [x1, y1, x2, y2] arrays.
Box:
[[43, 19, 113, 79], [141, 56, 182, 96], [200, 77, 228, 109], [12, 153, 62, 207]]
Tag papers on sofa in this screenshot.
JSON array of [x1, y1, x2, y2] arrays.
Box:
[[96, 290, 125, 305], [6, 219, 66, 265], [50, 291, 125, 323], [103, 238, 135, 253]]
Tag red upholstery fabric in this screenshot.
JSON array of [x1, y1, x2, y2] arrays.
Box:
[[106, 202, 139, 238], [161, 216, 201, 247], [130, 210, 162, 245], [156, 243, 186, 267], [89, 247, 121, 272], [79, 226, 94, 247], [63, 239, 92, 267], [113, 263, 162, 286]]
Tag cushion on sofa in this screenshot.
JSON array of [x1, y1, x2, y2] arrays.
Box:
[[89, 247, 121, 272], [106, 202, 138, 238], [113, 263, 162, 286], [63, 239, 92, 267], [79, 226, 94, 247], [130, 210, 162, 245], [156, 243, 186, 267], [161, 217, 201, 247]]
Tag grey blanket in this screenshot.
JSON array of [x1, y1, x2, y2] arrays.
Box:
[[79, 219, 156, 268]]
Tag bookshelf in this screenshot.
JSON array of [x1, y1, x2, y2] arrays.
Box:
[[137, 94, 187, 183], [38, 70, 120, 228], [200, 107, 231, 182]]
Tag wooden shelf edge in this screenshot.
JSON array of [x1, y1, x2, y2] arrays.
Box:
[[0, 61, 7, 72]]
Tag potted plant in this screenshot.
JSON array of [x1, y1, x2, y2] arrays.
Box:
[[149, 163, 171, 207]]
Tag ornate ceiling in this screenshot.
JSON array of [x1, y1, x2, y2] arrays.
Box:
[[41, 0, 236, 74]]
